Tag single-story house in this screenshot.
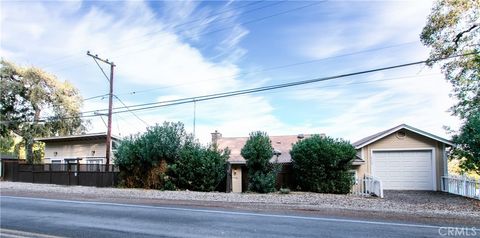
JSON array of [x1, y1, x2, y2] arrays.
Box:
[[35, 133, 120, 165], [214, 124, 453, 193], [352, 124, 453, 191], [213, 131, 323, 193]]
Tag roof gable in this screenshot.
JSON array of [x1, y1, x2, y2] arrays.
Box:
[[352, 124, 453, 149]]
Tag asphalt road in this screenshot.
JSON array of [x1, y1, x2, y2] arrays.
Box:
[[0, 196, 474, 238]]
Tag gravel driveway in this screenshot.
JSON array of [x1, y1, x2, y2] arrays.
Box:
[[1, 181, 479, 220]]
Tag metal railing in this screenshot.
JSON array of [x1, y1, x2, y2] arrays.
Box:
[[351, 175, 384, 198], [441, 175, 480, 200]]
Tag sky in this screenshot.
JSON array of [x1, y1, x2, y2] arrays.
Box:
[[0, 0, 460, 144]]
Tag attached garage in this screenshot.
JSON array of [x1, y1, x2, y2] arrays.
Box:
[[371, 150, 434, 190], [353, 124, 453, 191]]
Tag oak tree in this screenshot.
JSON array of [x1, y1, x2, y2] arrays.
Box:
[[0, 60, 86, 163], [421, 0, 480, 173]]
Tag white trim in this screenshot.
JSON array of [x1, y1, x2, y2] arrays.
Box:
[[355, 124, 453, 149], [442, 144, 448, 177], [228, 161, 246, 165], [35, 133, 121, 142], [371, 148, 436, 191]]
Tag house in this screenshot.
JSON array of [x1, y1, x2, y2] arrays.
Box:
[[212, 131, 323, 193], [214, 124, 453, 193], [35, 133, 120, 165], [352, 124, 453, 191]]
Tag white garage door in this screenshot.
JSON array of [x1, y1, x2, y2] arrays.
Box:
[[372, 150, 434, 190]]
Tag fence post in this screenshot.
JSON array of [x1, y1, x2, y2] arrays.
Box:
[[49, 164, 52, 184]]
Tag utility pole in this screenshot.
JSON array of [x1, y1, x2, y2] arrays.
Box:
[[87, 51, 115, 167], [193, 99, 196, 138]]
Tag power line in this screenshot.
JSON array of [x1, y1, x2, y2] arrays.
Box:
[[89, 51, 150, 128], [2, 52, 471, 124], [47, 1, 321, 74], [113, 95, 150, 127], [113, 1, 322, 58], [84, 94, 109, 101], [91, 58, 111, 82], [99, 53, 474, 115], [39, 1, 281, 70], [118, 41, 418, 96]]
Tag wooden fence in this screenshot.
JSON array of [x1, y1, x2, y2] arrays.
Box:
[[1, 161, 119, 187]]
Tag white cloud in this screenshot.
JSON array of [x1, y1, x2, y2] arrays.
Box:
[[1, 0, 459, 145], [295, 1, 434, 59]]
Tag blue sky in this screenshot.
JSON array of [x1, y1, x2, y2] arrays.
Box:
[[1, 0, 458, 143]]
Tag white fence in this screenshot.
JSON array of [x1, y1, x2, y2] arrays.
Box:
[[351, 175, 384, 198], [441, 175, 480, 200]]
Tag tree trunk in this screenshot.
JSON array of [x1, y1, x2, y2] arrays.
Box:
[[26, 107, 41, 163], [25, 137, 34, 163]]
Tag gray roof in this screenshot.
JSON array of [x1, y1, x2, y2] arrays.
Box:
[[352, 124, 453, 149]]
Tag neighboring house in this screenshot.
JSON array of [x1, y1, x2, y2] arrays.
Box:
[[353, 124, 453, 191], [213, 131, 325, 193], [35, 133, 120, 165]]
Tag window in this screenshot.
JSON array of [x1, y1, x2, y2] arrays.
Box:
[[87, 159, 102, 171], [51, 160, 63, 171], [65, 159, 79, 172]]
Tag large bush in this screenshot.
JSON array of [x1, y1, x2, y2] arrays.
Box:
[[241, 131, 276, 193], [115, 121, 230, 191], [115, 122, 189, 189], [291, 135, 355, 194], [169, 140, 229, 191]]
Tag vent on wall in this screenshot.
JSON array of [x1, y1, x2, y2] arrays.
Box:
[[396, 131, 406, 139]]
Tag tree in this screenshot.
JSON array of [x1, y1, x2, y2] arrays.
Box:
[[115, 122, 188, 188], [421, 0, 479, 118], [241, 131, 276, 193], [451, 111, 480, 174], [169, 140, 229, 191], [0, 60, 86, 163], [421, 0, 480, 173], [291, 135, 355, 194], [115, 121, 231, 191]]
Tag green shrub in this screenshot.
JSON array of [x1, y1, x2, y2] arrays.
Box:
[[241, 131, 276, 193], [291, 135, 356, 194], [114, 122, 188, 189], [279, 188, 291, 194], [115, 121, 230, 192], [169, 140, 229, 191]]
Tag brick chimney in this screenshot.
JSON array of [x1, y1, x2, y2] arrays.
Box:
[[211, 130, 222, 145]]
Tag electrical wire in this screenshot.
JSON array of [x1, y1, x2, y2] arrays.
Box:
[[39, 1, 280, 69], [1, 52, 471, 124]]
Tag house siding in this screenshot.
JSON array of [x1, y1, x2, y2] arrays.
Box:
[[355, 129, 445, 191], [44, 139, 107, 164]]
